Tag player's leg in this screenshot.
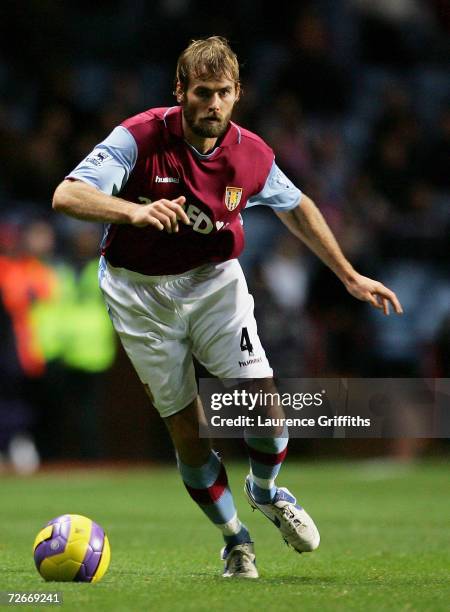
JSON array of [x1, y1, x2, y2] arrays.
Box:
[[190, 260, 320, 553], [163, 395, 257, 578], [162, 394, 251, 549], [241, 379, 320, 552], [242, 378, 289, 504]]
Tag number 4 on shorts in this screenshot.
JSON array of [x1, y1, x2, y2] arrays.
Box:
[[240, 327, 254, 355]]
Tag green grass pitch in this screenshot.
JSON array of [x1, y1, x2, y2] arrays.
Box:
[[1, 460, 449, 611]]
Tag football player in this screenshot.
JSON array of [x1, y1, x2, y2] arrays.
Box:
[[53, 36, 403, 578]]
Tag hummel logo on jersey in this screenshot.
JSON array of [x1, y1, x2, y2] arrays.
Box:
[[155, 175, 180, 183]]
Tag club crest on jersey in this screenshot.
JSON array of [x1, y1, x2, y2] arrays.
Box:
[[225, 186, 243, 211]]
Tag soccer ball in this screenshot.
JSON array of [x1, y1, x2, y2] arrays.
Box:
[[33, 514, 111, 582]]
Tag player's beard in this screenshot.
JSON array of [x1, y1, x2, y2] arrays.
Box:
[[182, 103, 233, 138]]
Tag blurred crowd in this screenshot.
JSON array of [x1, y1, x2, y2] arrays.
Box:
[[0, 1, 449, 466]]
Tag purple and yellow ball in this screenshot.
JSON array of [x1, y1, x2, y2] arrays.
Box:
[[33, 514, 110, 582]]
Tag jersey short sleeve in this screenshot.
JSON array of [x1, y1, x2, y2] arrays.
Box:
[[246, 161, 302, 211], [67, 126, 138, 196]]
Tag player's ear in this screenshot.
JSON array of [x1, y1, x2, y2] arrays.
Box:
[[174, 81, 185, 104]]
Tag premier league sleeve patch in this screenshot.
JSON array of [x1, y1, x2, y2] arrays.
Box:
[[85, 149, 113, 167]]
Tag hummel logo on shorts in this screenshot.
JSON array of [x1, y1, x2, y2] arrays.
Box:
[[239, 357, 263, 367]]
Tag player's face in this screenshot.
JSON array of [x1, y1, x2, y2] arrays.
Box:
[[180, 76, 240, 140]]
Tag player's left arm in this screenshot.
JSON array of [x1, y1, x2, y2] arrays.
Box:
[[275, 195, 403, 316]]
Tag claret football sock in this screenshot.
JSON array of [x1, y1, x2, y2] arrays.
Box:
[[177, 450, 251, 545], [244, 432, 289, 504]]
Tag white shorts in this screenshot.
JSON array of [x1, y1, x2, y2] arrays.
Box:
[[99, 257, 273, 417]]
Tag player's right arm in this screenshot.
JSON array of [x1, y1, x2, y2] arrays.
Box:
[[53, 180, 189, 233], [52, 125, 190, 233]]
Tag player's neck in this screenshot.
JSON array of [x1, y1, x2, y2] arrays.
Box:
[[182, 117, 218, 155]]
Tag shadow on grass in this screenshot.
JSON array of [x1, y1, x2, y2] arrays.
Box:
[[116, 570, 332, 583], [195, 574, 339, 585], [257, 575, 337, 585]]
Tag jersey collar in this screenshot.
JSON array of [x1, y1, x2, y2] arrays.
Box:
[[163, 106, 241, 148]]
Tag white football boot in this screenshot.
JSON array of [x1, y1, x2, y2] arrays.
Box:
[[244, 475, 320, 553], [221, 542, 259, 578]]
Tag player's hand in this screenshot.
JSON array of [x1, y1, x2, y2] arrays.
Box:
[[344, 272, 403, 316], [130, 197, 190, 233]]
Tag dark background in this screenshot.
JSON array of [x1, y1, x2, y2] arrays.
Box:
[[0, 0, 448, 469]]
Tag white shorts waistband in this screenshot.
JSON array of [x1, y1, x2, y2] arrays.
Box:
[[101, 256, 222, 285]]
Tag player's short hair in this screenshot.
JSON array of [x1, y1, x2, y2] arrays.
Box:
[[175, 36, 240, 91]]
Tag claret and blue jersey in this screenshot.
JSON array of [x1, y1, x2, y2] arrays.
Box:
[[68, 106, 302, 275]]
